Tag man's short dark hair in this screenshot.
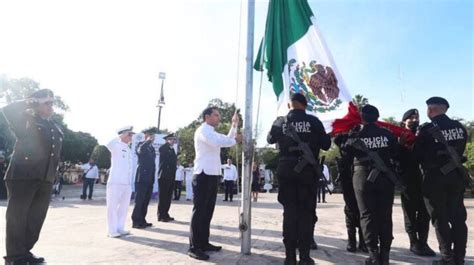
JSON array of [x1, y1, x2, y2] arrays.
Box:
[[202, 106, 218, 120]]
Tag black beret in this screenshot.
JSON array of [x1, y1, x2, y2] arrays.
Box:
[[426, 97, 449, 108], [361, 105, 379, 122], [291, 93, 307, 106], [361, 105, 379, 116], [164, 133, 176, 139], [402, 108, 419, 121], [29, 89, 54, 99]]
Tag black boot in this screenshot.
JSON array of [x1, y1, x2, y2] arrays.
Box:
[[284, 249, 297, 265], [379, 249, 390, 265], [419, 242, 436, 257], [408, 233, 424, 256], [358, 228, 368, 253], [284, 242, 297, 265], [365, 249, 380, 265], [310, 238, 318, 250], [298, 248, 315, 265], [347, 229, 357, 253]]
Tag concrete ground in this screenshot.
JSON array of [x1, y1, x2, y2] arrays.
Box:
[[0, 184, 473, 265]]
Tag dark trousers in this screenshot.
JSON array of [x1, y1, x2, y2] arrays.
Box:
[[311, 184, 319, 241], [174, 181, 182, 200], [0, 179, 7, 200], [400, 179, 430, 244], [423, 174, 467, 263], [341, 177, 361, 231], [82, 178, 95, 199], [317, 184, 326, 202], [158, 177, 175, 219], [277, 161, 316, 255], [5, 180, 52, 261], [132, 182, 153, 225], [353, 166, 395, 252], [189, 173, 218, 249], [224, 180, 235, 201]]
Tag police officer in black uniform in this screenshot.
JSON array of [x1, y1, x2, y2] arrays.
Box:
[[2, 89, 63, 265], [267, 93, 331, 265], [398, 109, 435, 257], [132, 127, 157, 229], [414, 97, 468, 265], [334, 132, 368, 253], [347, 105, 398, 265], [158, 133, 178, 222]]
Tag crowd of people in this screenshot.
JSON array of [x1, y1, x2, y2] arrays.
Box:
[[0, 89, 470, 265]]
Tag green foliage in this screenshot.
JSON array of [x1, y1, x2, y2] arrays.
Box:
[[259, 148, 279, 171], [352, 94, 369, 109], [91, 145, 111, 169], [382, 116, 400, 126], [61, 130, 98, 163]]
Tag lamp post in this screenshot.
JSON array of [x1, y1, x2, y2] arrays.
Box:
[[157, 72, 166, 133]]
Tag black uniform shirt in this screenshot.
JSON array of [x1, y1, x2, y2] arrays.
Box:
[[414, 114, 467, 174], [348, 123, 397, 167], [158, 143, 177, 180], [267, 109, 331, 158]]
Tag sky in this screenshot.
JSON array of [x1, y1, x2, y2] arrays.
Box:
[[0, 0, 472, 146]]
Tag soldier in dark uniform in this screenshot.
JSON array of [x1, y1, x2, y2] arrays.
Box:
[[414, 97, 468, 265], [347, 105, 398, 265], [157, 133, 177, 222], [398, 109, 435, 257], [334, 132, 368, 253], [267, 93, 331, 265], [132, 127, 157, 229], [2, 89, 63, 265]]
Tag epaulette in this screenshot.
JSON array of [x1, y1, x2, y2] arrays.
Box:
[[416, 122, 432, 136]]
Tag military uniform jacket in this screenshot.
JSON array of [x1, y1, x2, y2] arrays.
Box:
[[2, 101, 63, 183], [158, 143, 177, 180], [267, 109, 331, 159], [135, 140, 156, 183], [413, 114, 467, 178]]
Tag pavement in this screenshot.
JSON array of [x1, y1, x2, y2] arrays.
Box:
[[0, 184, 473, 265]]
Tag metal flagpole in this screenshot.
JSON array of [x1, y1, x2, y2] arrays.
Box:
[[240, 0, 255, 255]]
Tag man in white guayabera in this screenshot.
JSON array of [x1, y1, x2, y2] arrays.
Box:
[[188, 107, 242, 261], [106, 126, 135, 238]]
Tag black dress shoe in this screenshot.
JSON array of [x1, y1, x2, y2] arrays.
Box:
[[145, 222, 153, 227], [359, 242, 369, 253], [203, 243, 222, 252], [132, 223, 147, 229], [310, 240, 318, 250], [188, 248, 210, 260], [159, 217, 175, 222], [26, 253, 45, 263]]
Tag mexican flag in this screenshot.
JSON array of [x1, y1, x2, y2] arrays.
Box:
[[255, 0, 415, 141], [254, 0, 352, 133]]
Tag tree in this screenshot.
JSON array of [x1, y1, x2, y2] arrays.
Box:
[[91, 145, 111, 169], [352, 94, 369, 109], [382, 116, 399, 126]]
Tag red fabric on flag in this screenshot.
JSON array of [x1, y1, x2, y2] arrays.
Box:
[[332, 102, 416, 144]]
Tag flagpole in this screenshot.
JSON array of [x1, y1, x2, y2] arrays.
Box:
[[240, 0, 255, 255]]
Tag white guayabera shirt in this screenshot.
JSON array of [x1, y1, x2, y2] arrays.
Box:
[[193, 123, 237, 176]]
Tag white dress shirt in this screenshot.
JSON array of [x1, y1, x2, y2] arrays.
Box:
[[106, 138, 133, 185], [221, 164, 238, 181], [322, 164, 330, 182], [175, 165, 184, 181], [81, 163, 99, 179], [193, 123, 237, 175]]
